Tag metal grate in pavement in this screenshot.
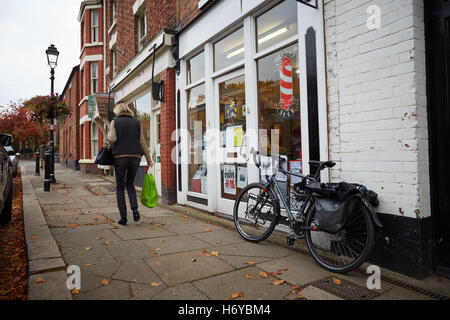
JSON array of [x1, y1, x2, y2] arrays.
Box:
[[380, 276, 450, 300], [310, 276, 381, 300]]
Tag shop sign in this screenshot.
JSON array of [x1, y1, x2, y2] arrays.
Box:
[[88, 94, 95, 118]]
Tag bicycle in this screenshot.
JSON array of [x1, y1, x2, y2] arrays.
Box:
[[233, 149, 383, 273]]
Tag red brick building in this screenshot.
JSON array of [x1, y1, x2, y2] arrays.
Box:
[[59, 0, 206, 204], [103, 0, 180, 204], [59, 65, 81, 170], [77, 0, 106, 174]]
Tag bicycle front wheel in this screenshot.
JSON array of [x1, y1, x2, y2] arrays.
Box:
[[233, 183, 280, 243], [305, 198, 375, 273]]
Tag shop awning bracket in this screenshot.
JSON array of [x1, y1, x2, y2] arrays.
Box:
[[151, 44, 164, 102], [296, 0, 318, 9]]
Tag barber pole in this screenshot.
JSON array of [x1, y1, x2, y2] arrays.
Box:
[[280, 56, 293, 111], [278, 56, 296, 119]]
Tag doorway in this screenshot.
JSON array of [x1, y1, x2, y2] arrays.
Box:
[[425, 0, 450, 277], [214, 70, 248, 214]]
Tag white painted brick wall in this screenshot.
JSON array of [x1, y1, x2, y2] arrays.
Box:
[[324, 0, 431, 219]]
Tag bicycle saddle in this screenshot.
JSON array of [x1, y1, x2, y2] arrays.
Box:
[[308, 160, 336, 168]]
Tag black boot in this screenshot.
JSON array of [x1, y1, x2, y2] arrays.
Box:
[[133, 210, 140, 222], [118, 213, 127, 225]]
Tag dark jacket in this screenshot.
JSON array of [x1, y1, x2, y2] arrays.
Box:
[[107, 111, 152, 163]]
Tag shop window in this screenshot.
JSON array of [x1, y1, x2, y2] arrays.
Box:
[[256, 0, 298, 52], [187, 84, 207, 194], [187, 51, 205, 85], [214, 27, 244, 72], [133, 92, 151, 149], [91, 10, 99, 43], [257, 43, 301, 166]]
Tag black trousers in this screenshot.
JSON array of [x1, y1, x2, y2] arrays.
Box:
[[114, 156, 141, 219]]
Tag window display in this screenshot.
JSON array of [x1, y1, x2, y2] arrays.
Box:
[[187, 84, 207, 194], [257, 43, 301, 163]]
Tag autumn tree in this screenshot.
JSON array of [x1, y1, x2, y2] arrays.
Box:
[[0, 101, 48, 151], [22, 94, 70, 140]]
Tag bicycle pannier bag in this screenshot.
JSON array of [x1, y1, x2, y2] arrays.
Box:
[[313, 197, 347, 234]]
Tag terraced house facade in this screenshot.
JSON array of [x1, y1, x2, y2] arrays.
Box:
[[58, 0, 450, 280]]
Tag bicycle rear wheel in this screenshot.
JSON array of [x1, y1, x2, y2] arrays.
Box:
[[233, 183, 280, 243], [305, 198, 375, 273]]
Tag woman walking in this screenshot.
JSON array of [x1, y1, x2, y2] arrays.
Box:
[[107, 103, 152, 225]]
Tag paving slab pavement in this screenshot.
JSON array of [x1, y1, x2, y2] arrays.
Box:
[[20, 161, 450, 300]]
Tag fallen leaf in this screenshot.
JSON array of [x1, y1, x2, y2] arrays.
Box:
[[205, 229, 213, 232], [150, 282, 161, 287], [272, 279, 286, 286], [35, 277, 47, 284], [159, 239, 166, 242], [151, 251, 159, 256], [244, 274, 254, 280], [136, 286, 143, 291], [261, 291, 268, 296], [101, 279, 109, 286], [30, 235, 37, 240], [96, 236, 102, 240], [438, 237, 444, 244], [81, 264, 93, 267], [211, 251, 219, 257], [86, 247, 92, 251], [202, 250, 211, 257], [258, 271, 269, 278], [231, 291, 245, 299], [291, 286, 303, 290], [71, 288, 80, 294], [278, 268, 288, 272], [104, 241, 110, 246], [332, 277, 342, 285]]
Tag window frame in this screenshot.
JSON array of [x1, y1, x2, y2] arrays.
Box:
[[91, 9, 99, 43], [91, 62, 98, 94], [91, 122, 99, 158], [138, 11, 147, 51]]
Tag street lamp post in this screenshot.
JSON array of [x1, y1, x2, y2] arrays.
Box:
[[46, 44, 59, 185]]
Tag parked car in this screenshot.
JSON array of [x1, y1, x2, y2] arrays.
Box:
[[0, 133, 13, 224], [4, 145, 19, 177]]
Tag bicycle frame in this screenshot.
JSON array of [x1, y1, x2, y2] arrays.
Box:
[[261, 167, 316, 229]]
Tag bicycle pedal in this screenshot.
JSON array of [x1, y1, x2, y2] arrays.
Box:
[[286, 236, 296, 246]]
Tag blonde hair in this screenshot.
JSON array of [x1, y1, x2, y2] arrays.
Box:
[[113, 103, 134, 116]]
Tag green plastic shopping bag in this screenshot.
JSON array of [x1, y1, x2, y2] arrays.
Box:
[[141, 172, 158, 208]]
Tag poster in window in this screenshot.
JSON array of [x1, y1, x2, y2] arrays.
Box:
[[225, 100, 237, 120], [260, 155, 273, 182], [289, 160, 302, 188], [237, 166, 247, 189], [223, 165, 236, 195]]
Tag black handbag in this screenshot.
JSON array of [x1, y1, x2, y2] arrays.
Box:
[[95, 147, 114, 165]]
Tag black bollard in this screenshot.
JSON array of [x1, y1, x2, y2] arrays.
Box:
[[44, 151, 51, 192], [35, 152, 40, 176]]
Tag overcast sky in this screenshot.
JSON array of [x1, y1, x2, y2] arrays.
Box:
[[0, 0, 81, 107]]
